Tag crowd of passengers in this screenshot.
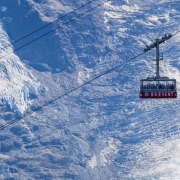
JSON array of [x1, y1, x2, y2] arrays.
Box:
[[142, 83, 175, 90]]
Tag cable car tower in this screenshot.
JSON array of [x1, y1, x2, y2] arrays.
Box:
[[139, 34, 177, 98]]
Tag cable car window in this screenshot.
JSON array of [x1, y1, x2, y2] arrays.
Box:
[[167, 80, 176, 91], [142, 81, 151, 90], [150, 81, 159, 90], [158, 81, 166, 90]]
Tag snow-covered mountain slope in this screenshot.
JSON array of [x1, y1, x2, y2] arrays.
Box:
[[1, 0, 180, 179], [0, 21, 41, 117]]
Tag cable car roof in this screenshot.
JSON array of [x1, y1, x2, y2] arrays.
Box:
[[140, 76, 176, 81]]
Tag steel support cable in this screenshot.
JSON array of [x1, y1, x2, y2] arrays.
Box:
[[0, 52, 145, 131], [0, 0, 110, 60], [172, 29, 180, 37], [0, 31, 180, 131], [5, 0, 101, 48], [0, 18, 180, 131]]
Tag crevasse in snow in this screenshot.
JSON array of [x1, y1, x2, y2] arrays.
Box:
[[0, 20, 41, 115]]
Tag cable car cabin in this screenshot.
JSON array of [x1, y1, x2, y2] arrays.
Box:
[[139, 34, 177, 99], [139, 77, 177, 98]]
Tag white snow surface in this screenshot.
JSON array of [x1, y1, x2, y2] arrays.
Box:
[[1, 0, 180, 179], [0, 22, 40, 115], [1, 6, 7, 12], [27, 0, 72, 22]]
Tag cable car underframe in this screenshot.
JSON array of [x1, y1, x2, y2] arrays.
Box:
[[139, 34, 177, 98]]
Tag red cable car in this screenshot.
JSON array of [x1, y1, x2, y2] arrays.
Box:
[[139, 77, 177, 98], [139, 34, 177, 98]]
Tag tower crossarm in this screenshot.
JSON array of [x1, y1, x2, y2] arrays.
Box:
[[144, 33, 172, 52]]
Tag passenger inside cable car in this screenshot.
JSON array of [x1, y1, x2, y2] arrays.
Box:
[[139, 78, 177, 98], [141, 80, 176, 91]]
